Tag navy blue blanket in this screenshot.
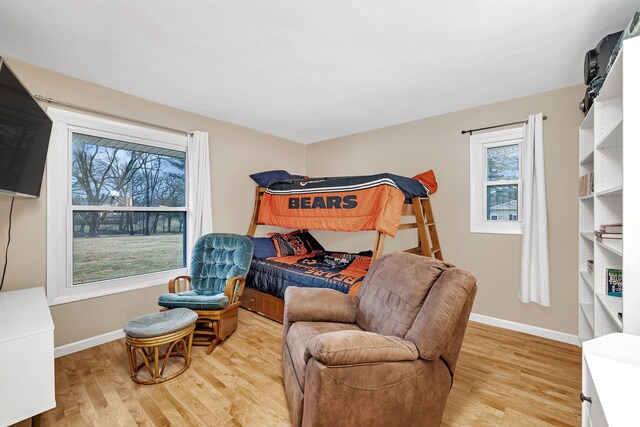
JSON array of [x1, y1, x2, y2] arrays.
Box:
[[266, 173, 429, 201], [246, 251, 372, 299]]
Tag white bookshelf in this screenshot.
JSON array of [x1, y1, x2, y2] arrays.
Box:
[[578, 37, 640, 345], [578, 102, 595, 343]]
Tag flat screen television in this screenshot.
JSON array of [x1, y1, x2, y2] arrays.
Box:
[[0, 57, 52, 198]]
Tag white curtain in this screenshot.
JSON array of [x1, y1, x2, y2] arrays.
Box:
[[519, 113, 550, 306], [187, 131, 213, 264]]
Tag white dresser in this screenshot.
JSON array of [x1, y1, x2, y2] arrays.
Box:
[[0, 287, 55, 426], [582, 333, 640, 427]]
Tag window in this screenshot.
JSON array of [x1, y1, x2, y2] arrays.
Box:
[[47, 108, 189, 305], [470, 127, 523, 234]]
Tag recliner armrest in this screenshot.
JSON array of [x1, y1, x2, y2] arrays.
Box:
[[304, 330, 419, 367], [284, 287, 359, 325]]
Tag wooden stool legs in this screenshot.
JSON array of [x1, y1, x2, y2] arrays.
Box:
[[125, 324, 195, 385]]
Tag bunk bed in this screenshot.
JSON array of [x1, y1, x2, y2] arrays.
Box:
[[240, 172, 443, 322]]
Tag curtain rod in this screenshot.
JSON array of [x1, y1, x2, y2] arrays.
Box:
[[34, 94, 194, 136], [461, 115, 547, 135]]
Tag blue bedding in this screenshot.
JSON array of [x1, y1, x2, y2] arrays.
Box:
[[246, 250, 372, 299]]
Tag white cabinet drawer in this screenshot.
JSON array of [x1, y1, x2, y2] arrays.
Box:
[[588, 389, 607, 427], [583, 369, 607, 427]]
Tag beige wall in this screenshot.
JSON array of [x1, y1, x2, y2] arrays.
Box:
[[0, 58, 306, 347], [0, 57, 583, 345], [306, 85, 584, 335]]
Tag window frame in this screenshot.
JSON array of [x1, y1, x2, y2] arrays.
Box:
[[469, 127, 523, 235], [46, 108, 189, 305]]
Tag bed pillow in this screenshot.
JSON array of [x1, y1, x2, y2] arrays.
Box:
[[270, 230, 325, 257], [413, 169, 438, 195], [246, 236, 278, 259], [249, 170, 304, 187]]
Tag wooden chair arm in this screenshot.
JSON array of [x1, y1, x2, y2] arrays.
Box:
[[224, 276, 246, 304], [169, 276, 192, 293]]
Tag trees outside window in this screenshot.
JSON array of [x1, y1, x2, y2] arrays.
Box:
[[70, 134, 187, 284]]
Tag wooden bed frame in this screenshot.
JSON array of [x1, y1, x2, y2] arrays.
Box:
[[241, 186, 443, 323]]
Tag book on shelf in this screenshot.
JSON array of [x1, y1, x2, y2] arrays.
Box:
[[594, 230, 622, 239], [586, 259, 594, 274], [595, 236, 622, 242], [600, 223, 623, 234], [579, 172, 594, 197], [607, 268, 622, 297]]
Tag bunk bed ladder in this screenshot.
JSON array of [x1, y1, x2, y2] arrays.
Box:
[[404, 197, 443, 261], [422, 198, 443, 260]]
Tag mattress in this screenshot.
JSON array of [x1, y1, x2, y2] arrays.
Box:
[[246, 250, 372, 299]]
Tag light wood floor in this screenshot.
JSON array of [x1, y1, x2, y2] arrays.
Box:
[[34, 309, 581, 427]]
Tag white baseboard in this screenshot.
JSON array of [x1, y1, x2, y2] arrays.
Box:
[[469, 312, 580, 346], [55, 329, 125, 358], [54, 313, 579, 358]]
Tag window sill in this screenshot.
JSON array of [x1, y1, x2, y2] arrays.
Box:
[[470, 222, 522, 235], [47, 268, 187, 306]]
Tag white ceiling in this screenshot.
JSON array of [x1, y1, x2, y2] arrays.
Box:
[[0, 1, 637, 143]]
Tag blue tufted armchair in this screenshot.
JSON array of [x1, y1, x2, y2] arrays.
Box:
[[158, 233, 253, 354]]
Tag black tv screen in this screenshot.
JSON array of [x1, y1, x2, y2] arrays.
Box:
[[0, 58, 52, 197]]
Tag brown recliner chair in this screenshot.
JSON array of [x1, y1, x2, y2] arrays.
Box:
[[282, 252, 477, 427]]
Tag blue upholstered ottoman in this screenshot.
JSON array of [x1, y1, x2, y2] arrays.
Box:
[[124, 308, 197, 384]]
